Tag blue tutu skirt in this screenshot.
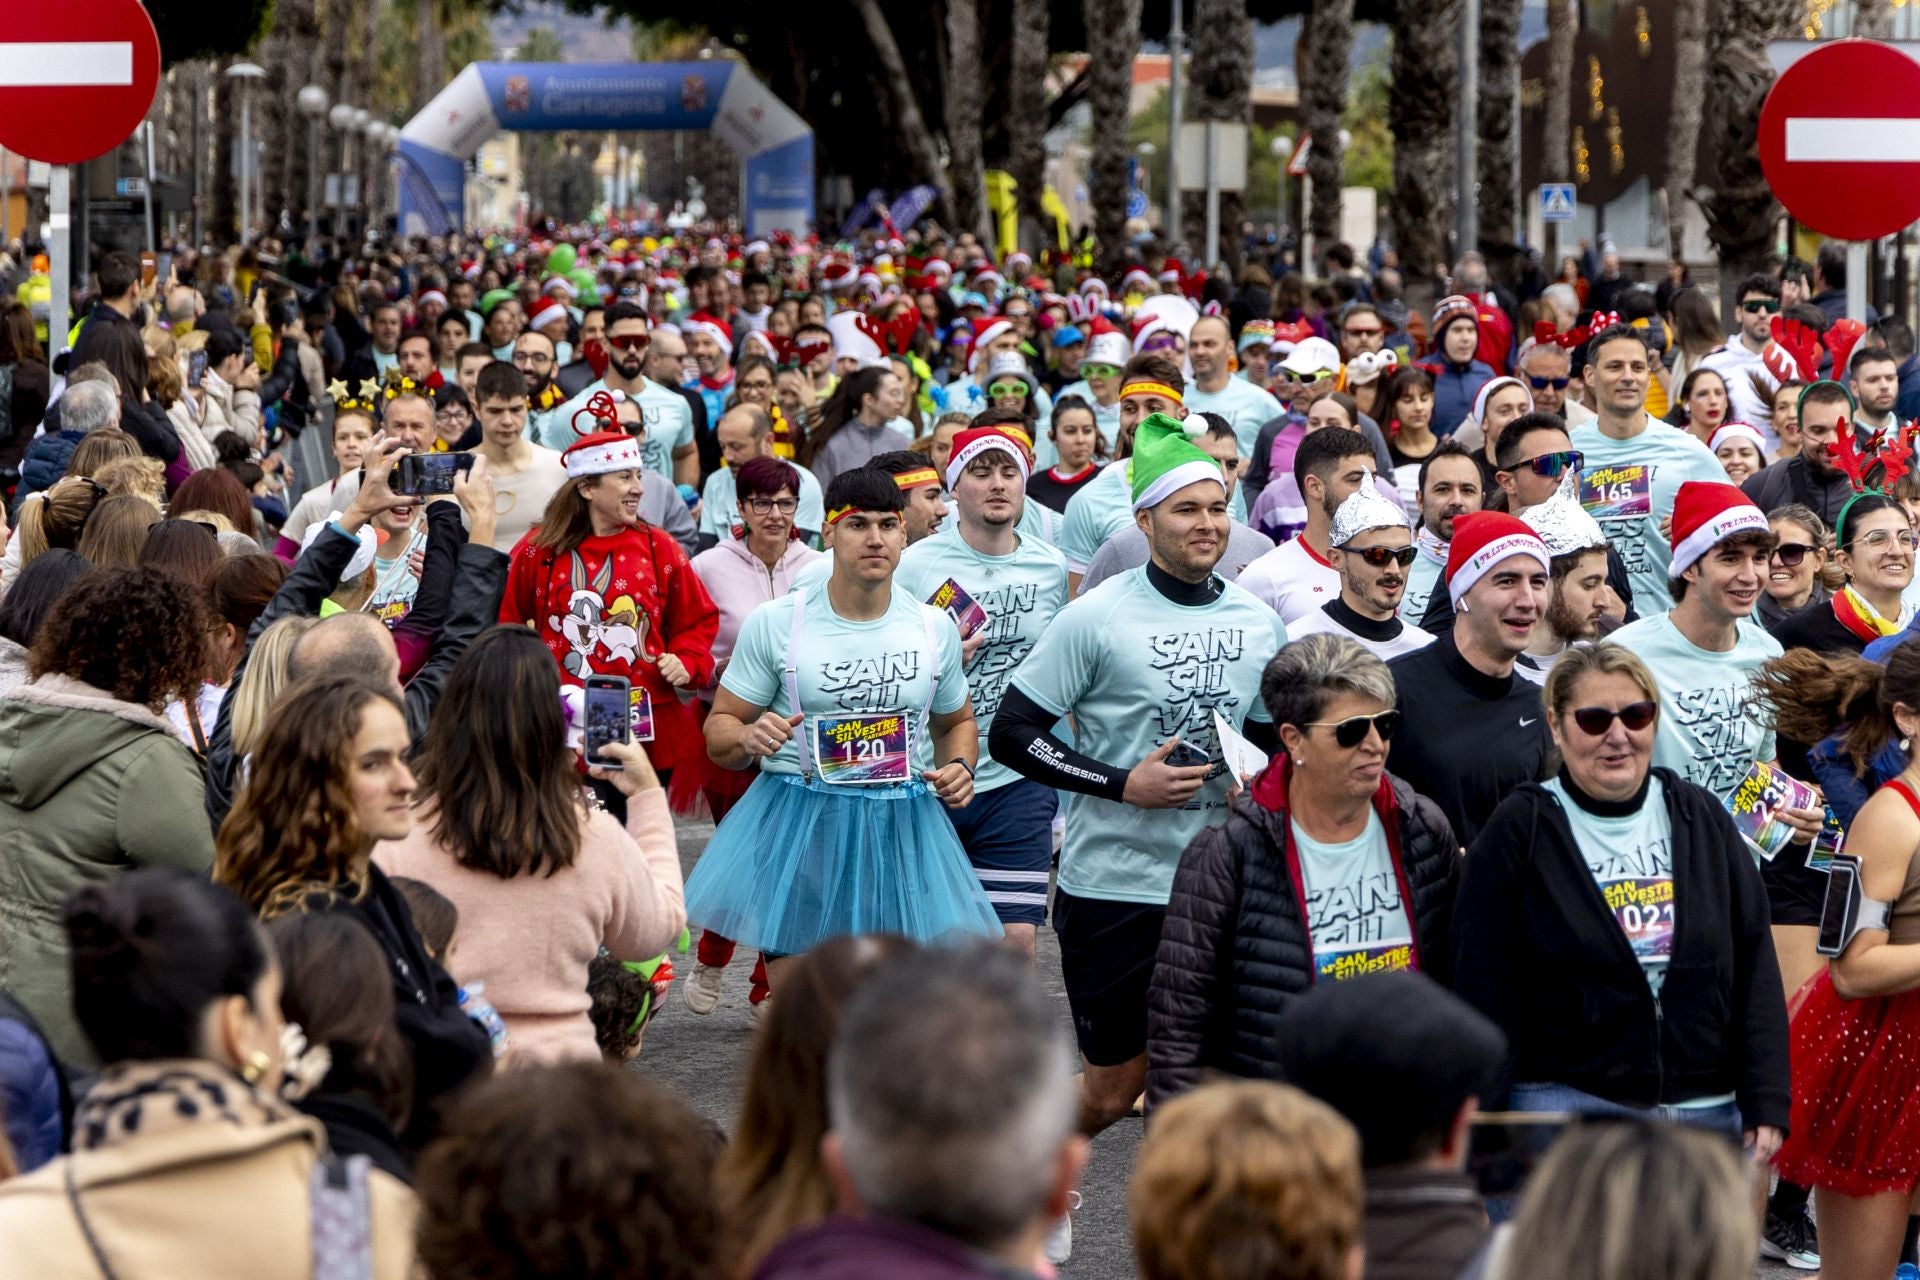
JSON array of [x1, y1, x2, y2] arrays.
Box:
[[684, 771, 1003, 955]]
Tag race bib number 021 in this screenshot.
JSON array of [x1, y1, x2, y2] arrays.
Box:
[[813, 713, 911, 785], [1580, 464, 1652, 520]]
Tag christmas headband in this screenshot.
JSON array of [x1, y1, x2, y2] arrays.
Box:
[[327, 378, 382, 415]]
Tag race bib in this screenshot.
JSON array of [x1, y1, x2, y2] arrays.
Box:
[[629, 687, 655, 742], [1580, 464, 1653, 520], [1601, 877, 1675, 959], [813, 712, 911, 785], [1313, 940, 1414, 983]]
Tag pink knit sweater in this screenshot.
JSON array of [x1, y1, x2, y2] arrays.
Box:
[[374, 788, 685, 1066]]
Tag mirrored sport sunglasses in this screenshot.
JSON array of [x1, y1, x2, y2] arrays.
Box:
[[1352, 545, 1418, 568], [1570, 701, 1657, 736], [1523, 449, 1584, 478], [1302, 709, 1400, 748], [608, 333, 650, 351]]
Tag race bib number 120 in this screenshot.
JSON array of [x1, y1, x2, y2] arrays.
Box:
[[813, 713, 911, 785]]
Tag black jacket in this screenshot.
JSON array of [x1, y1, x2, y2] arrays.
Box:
[[1742, 455, 1854, 532], [1452, 768, 1790, 1130], [1147, 762, 1460, 1108]]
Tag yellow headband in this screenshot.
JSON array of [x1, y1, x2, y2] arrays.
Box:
[[826, 504, 854, 525], [891, 467, 942, 489], [1120, 381, 1183, 405]]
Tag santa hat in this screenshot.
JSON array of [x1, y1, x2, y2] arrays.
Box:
[[417, 288, 448, 308], [1471, 376, 1534, 425], [1005, 251, 1033, 277], [1131, 413, 1222, 511], [684, 311, 733, 350], [969, 264, 1005, 291], [1668, 481, 1768, 576], [946, 424, 1033, 489], [744, 239, 771, 258], [544, 276, 577, 297], [1158, 259, 1184, 285], [967, 316, 1016, 378], [827, 311, 886, 369], [924, 257, 953, 280], [1122, 267, 1154, 294], [743, 329, 781, 362], [1445, 511, 1550, 605], [1329, 486, 1409, 547], [1085, 331, 1131, 369], [563, 429, 644, 479], [1708, 422, 1768, 456], [821, 260, 858, 292], [528, 300, 569, 333], [1080, 276, 1110, 297]]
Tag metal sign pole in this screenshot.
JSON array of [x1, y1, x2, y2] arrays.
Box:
[[48, 164, 69, 369]]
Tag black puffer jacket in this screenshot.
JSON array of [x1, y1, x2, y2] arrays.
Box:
[[1147, 759, 1460, 1108]]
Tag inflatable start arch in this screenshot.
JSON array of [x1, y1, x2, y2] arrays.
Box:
[[397, 60, 814, 237]]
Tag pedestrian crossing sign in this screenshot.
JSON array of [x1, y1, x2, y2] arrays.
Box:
[[1539, 184, 1576, 222]]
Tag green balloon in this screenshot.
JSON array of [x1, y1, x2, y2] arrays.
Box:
[[547, 243, 577, 275], [569, 267, 599, 296]]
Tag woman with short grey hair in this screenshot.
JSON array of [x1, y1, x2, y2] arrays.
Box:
[[1146, 633, 1462, 1107]]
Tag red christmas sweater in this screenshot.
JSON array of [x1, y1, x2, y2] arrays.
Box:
[[501, 523, 720, 774]]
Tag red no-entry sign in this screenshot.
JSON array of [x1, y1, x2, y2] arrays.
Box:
[[1759, 39, 1920, 242], [0, 0, 162, 165]]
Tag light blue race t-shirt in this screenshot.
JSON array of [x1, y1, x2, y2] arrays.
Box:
[[1011, 568, 1287, 904], [547, 378, 694, 479], [1292, 809, 1415, 982], [699, 465, 827, 539], [1398, 544, 1446, 624], [1186, 376, 1280, 461], [1058, 461, 1135, 573], [1568, 416, 1726, 613], [719, 582, 970, 777], [1543, 774, 1677, 995], [896, 524, 1070, 794], [1609, 612, 1782, 798]]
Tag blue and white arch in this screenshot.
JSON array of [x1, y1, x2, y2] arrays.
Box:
[[397, 61, 814, 237]]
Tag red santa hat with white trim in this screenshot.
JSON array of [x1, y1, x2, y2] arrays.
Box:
[[683, 311, 733, 350], [967, 314, 1016, 379], [1668, 481, 1769, 577], [528, 300, 569, 333], [944, 424, 1034, 490], [1445, 510, 1550, 605]]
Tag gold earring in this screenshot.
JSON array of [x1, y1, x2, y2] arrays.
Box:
[[241, 1050, 272, 1084]]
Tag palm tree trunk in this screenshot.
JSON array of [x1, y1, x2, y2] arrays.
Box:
[[1391, 0, 1462, 281], [1297, 0, 1354, 254], [1664, 0, 1709, 258], [1856, 0, 1893, 39], [851, 0, 956, 223], [1540, 0, 1575, 264], [1010, 0, 1051, 253], [1702, 0, 1800, 315], [1478, 0, 1522, 245], [211, 57, 238, 246], [417, 0, 446, 116], [1185, 0, 1253, 273], [1084, 0, 1143, 276], [946, 0, 990, 243]]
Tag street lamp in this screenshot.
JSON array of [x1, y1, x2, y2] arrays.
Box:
[[225, 62, 266, 243], [1270, 133, 1292, 231], [328, 103, 357, 228], [297, 85, 329, 246]]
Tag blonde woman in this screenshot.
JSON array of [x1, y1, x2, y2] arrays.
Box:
[[163, 328, 222, 471]]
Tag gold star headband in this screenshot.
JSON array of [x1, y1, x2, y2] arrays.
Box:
[[327, 378, 381, 414]]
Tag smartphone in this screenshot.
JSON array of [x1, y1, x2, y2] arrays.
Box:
[[583, 674, 632, 770], [1166, 740, 1212, 769], [393, 451, 475, 497], [187, 349, 207, 389], [139, 250, 156, 287], [156, 252, 172, 287]]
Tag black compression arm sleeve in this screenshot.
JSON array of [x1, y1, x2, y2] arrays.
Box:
[[989, 686, 1131, 802]]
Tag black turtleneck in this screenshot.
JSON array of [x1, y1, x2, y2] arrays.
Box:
[[1146, 558, 1225, 606], [1325, 597, 1403, 642], [1553, 764, 1652, 818]]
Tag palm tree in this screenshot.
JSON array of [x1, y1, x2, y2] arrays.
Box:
[[1540, 0, 1575, 264], [1701, 0, 1798, 314], [1083, 0, 1143, 274], [851, 0, 956, 222], [1664, 0, 1708, 258], [1185, 0, 1254, 273], [1296, 0, 1354, 254], [945, 0, 990, 242], [1009, 0, 1051, 253], [1390, 0, 1462, 280], [1479, 0, 1522, 245]]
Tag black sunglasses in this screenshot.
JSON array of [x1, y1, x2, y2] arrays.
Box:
[[1351, 545, 1419, 568], [1771, 542, 1815, 567], [1303, 709, 1400, 748], [1527, 375, 1571, 390], [1570, 701, 1658, 736], [1522, 449, 1584, 478], [1741, 299, 1782, 314]]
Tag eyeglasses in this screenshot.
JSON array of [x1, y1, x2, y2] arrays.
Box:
[[1349, 545, 1418, 568], [1521, 449, 1584, 478], [1527, 375, 1572, 390], [608, 333, 650, 351], [1301, 710, 1400, 748], [740, 380, 774, 394], [513, 352, 553, 366], [746, 497, 799, 515], [1854, 528, 1920, 551], [1570, 701, 1658, 735], [1741, 299, 1782, 314], [434, 409, 469, 424], [1771, 542, 1815, 567], [987, 382, 1029, 398], [1080, 363, 1119, 379]]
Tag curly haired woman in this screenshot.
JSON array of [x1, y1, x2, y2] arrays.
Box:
[[0, 566, 216, 1068]]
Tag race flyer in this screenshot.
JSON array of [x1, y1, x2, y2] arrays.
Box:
[[629, 686, 655, 742], [926, 577, 989, 640], [813, 712, 911, 785], [1579, 464, 1653, 520], [1723, 760, 1818, 860]]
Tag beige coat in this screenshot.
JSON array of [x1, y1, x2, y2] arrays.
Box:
[[0, 1061, 417, 1280]]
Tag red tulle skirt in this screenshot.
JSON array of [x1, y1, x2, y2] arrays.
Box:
[[1774, 971, 1920, 1197], [664, 699, 754, 820]]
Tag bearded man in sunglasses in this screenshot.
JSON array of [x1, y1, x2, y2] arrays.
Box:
[[1287, 486, 1435, 660], [1699, 272, 1785, 432], [549, 303, 698, 487]]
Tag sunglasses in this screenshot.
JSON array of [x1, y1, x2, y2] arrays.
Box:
[[1741, 299, 1782, 314], [1342, 326, 1384, 339], [987, 382, 1030, 398], [1302, 710, 1400, 748], [1079, 363, 1119, 378], [1521, 449, 1584, 478], [1771, 542, 1815, 567], [608, 333, 650, 351], [1285, 368, 1337, 383], [1350, 545, 1418, 568], [1570, 701, 1658, 735], [1527, 375, 1572, 390]]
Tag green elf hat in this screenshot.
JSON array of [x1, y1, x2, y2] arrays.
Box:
[[1130, 412, 1224, 512]]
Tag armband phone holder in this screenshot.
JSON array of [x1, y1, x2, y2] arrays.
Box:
[[1817, 853, 1895, 957]]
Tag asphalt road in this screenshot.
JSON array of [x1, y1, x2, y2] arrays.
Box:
[[645, 814, 1802, 1280]]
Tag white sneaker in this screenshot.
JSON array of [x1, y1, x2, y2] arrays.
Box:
[[1044, 1191, 1081, 1265], [748, 994, 771, 1027], [682, 961, 724, 1015]]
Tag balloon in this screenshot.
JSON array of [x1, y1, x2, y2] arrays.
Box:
[[547, 243, 577, 275], [569, 267, 599, 297]]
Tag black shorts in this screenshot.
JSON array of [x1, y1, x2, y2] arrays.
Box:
[[1761, 838, 1827, 928], [1053, 887, 1166, 1067]]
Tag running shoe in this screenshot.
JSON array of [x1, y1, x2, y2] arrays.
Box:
[[682, 960, 724, 1015], [1759, 1207, 1819, 1271]]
